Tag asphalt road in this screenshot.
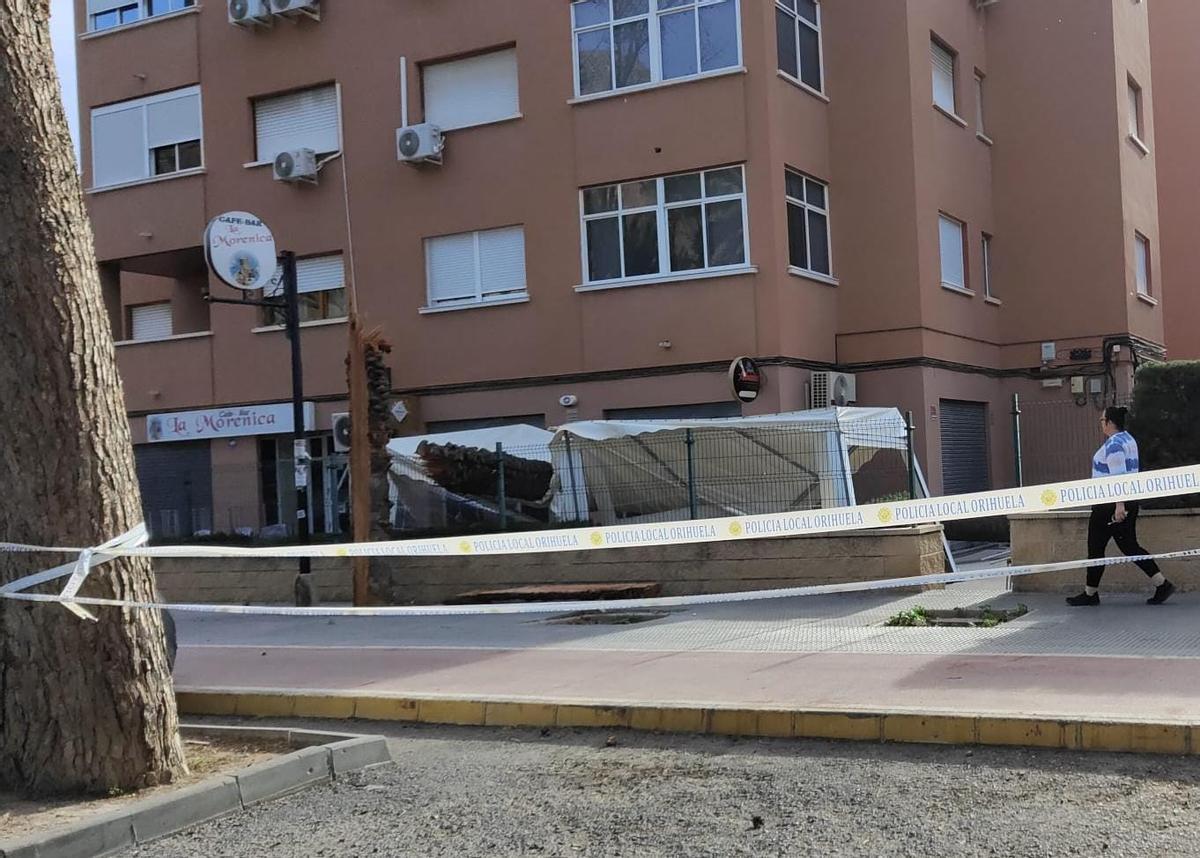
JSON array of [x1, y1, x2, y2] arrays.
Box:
[[127, 722, 1200, 858]]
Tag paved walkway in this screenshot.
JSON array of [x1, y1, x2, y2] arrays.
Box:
[[173, 575, 1200, 725]]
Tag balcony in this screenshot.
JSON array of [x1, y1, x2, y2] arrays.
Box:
[[116, 328, 215, 415], [86, 171, 206, 263]]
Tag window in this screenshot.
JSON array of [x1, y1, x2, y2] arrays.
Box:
[[571, 0, 741, 98], [253, 85, 340, 163], [581, 165, 748, 285], [129, 303, 172, 341], [775, 0, 823, 92], [1135, 232, 1151, 296], [423, 49, 520, 131], [981, 233, 994, 299], [153, 140, 202, 175], [938, 214, 966, 290], [931, 38, 956, 115], [88, 0, 193, 32], [785, 170, 831, 277], [974, 72, 986, 135], [91, 86, 202, 188], [264, 255, 348, 325], [1127, 76, 1145, 143], [425, 226, 528, 308]]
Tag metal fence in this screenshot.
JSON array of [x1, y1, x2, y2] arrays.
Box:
[[387, 422, 918, 538], [1013, 394, 1131, 487], [133, 421, 921, 543]]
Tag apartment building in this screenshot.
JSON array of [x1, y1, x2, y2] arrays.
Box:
[[75, 0, 1169, 537]]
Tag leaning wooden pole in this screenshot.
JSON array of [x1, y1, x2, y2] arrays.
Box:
[[347, 313, 372, 604]]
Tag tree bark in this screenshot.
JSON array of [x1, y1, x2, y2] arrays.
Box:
[[0, 0, 187, 794]]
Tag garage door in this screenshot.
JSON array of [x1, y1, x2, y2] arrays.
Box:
[[939, 400, 990, 496], [134, 441, 213, 538]]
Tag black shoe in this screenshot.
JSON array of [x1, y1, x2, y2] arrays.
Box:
[[1147, 580, 1176, 605], [1066, 592, 1100, 606]]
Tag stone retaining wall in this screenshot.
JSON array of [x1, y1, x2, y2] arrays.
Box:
[[148, 526, 945, 606], [1011, 509, 1200, 593], [368, 526, 946, 605], [154, 558, 352, 604]]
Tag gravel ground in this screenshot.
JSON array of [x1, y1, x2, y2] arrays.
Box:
[[127, 723, 1200, 858]]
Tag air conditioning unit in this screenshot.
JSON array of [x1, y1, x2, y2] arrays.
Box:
[[810, 371, 857, 408], [228, 0, 272, 26], [273, 148, 319, 184], [396, 123, 444, 165], [270, 0, 320, 19], [331, 413, 351, 452]]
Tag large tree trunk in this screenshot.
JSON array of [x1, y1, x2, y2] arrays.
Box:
[[0, 0, 187, 794]]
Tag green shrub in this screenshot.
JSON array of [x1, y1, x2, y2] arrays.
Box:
[[1129, 361, 1200, 509]]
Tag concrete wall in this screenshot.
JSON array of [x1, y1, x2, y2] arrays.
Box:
[[1011, 510, 1200, 594], [370, 526, 946, 605]]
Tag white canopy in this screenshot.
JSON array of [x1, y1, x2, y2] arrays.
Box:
[[548, 408, 912, 525]]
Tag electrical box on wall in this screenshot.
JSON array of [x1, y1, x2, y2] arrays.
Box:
[[1070, 376, 1085, 394], [1041, 342, 1056, 363]]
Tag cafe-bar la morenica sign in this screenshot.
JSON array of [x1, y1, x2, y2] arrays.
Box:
[[146, 402, 315, 443]]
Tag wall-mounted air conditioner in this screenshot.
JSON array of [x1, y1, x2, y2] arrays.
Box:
[[396, 123, 444, 165], [810, 371, 857, 409], [273, 148, 319, 184], [229, 0, 272, 27], [331, 413, 351, 452], [271, 0, 320, 20]]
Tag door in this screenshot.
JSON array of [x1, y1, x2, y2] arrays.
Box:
[[939, 400, 990, 496]]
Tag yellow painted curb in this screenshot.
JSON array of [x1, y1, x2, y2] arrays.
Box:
[[175, 691, 1196, 756]]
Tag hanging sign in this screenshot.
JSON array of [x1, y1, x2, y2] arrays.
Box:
[[204, 211, 277, 292], [728, 357, 763, 403]]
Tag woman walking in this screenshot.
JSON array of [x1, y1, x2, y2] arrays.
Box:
[[1067, 406, 1175, 606]]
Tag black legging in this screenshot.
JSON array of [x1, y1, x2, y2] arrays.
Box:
[[1086, 502, 1160, 588]]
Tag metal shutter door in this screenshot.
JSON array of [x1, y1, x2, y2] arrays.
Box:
[[940, 400, 989, 496], [130, 304, 173, 341], [134, 442, 213, 538], [254, 86, 339, 161]]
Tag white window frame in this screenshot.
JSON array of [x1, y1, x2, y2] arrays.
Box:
[[424, 226, 529, 309], [1134, 231, 1151, 296], [784, 169, 832, 278], [1127, 75, 1146, 147], [938, 213, 967, 291], [931, 37, 957, 117], [981, 232, 994, 300], [774, 0, 825, 95], [263, 254, 349, 325], [579, 164, 750, 288], [90, 85, 203, 190], [88, 0, 194, 33], [570, 0, 743, 99], [974, 71, 987, 136]]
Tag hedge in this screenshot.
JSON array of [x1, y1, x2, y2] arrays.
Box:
[[1129, 361, 1200, 508]]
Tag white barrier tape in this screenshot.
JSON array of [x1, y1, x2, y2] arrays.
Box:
[[3, 547, 1198, 618], [6, 466, 1200, 563], [0, 525, 148, 621]]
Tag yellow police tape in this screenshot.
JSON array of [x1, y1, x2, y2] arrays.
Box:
[[1, 466, 1197, 617]]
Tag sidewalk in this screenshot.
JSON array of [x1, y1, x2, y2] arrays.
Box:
[[172, 578, 1200, 752]]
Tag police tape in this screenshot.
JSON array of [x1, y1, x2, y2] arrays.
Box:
[[2, 465, 1198, 563], [1, 547, 1197, 617], [2, 466, 1200, 620]]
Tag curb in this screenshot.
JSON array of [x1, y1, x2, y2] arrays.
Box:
[[0, 725, 392, 858], [175, 689, 1199, 756]]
